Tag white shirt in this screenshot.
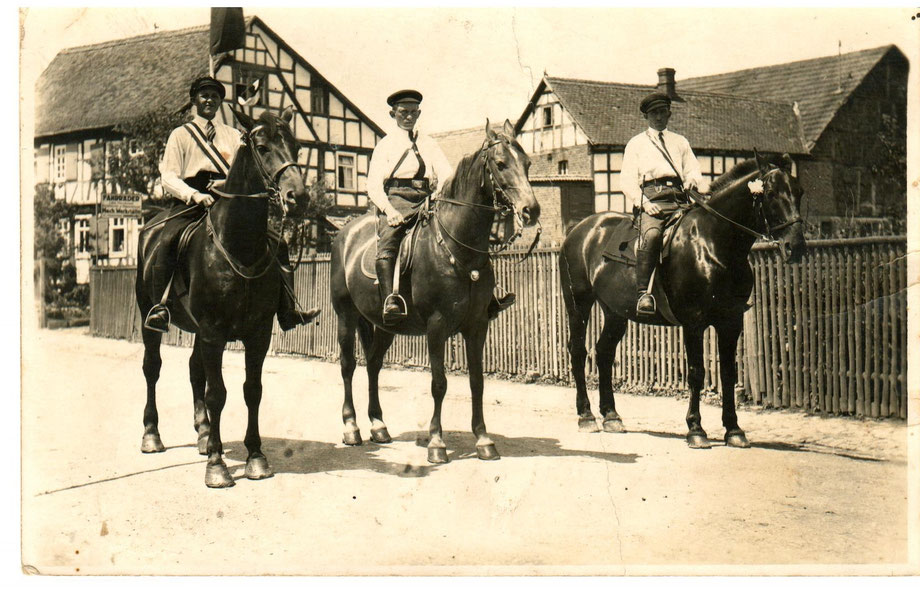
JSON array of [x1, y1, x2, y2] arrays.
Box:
[[366, 126, 452, 211], [620, 127, 707, 207], [159, 114, 244, 204]]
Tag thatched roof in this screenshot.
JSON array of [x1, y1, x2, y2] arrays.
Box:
[[35, 24, 213, 138]]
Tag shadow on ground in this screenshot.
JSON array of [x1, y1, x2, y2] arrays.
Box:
[[221, 430, 640, 480]]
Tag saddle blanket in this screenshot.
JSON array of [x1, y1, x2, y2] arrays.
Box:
[[359, 222, 421, 280]]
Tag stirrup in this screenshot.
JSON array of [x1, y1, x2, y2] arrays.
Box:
[[382, 293, 408, 323], [636, 293, 657, 316], [144, 304, 171, 333]]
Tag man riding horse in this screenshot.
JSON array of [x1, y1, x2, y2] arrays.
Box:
[[144, 76, 320, 333], [367, 89, 515, 325], [620, 91, 708, 316]]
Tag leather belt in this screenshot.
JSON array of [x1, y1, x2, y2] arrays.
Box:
[[386, 177, 430, 191], [642, 176, 682, 190]]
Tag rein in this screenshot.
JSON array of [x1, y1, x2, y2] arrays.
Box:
[[205, 122, 304, 277], [433, 137, 541, 269], [690, 168, 802, 243]]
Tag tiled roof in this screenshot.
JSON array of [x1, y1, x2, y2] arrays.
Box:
[[680, 45, 902, 148], [35, 24, 214, 137], [541, 76, 808, 154]]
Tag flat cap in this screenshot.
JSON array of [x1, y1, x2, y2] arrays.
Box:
[[640, 92, 671, 114], [387, 89, 423, 106], [189, 76, 226, 100]]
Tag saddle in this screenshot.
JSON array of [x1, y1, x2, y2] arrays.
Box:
[[359, 219, 424, 281], [601, 208, 690, 326]]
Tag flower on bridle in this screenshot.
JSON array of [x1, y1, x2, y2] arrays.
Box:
[[748, 179, 765, 195]]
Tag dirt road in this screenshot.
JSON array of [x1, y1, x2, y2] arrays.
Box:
[[21, 328, 915, 574]]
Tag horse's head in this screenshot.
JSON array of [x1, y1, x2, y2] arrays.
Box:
[[483, 119, 540, 226], [753, 150, 806, 263], [231, 106, 308, 218]]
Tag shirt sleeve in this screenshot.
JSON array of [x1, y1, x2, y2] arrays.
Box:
[[366, 139, 391, 212], [159, 128, 197, 204], [620, 138, 642, 208]]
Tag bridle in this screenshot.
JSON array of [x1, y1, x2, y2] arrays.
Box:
[[209, 124, 302, 215], [433, 136, 541, 264], [206, 121, 307, 277], [691, 167, 802, 243]]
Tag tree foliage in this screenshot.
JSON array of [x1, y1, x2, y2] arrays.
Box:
[[33, 183, 85, 307]]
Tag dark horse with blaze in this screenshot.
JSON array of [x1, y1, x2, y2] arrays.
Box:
[[560, 152, 805, 448], [136, 107, 313, 487], [331, 120, 540, 463]]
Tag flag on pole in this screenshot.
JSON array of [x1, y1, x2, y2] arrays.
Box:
[[210, 8, 246, 55]]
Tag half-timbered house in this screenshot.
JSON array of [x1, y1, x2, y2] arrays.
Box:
[[34, 16, 384, 282]]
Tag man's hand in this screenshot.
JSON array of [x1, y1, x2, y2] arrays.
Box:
[[192, 192, 215, 207], [643, 197, 662, 216], [385, 205, 405, 227]]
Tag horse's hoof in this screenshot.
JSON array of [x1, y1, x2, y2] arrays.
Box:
[[427, 447, 449, 464], [197, 432, 209, 456], [476, 444, 500, 461], [205, 463, 235, 488], [245, 456, 274, 480], [725, 431, 751, 448], [343, 430, 363, 446], [370, 427, 392, 444], [578, 416, 600, 433], [602, 418, 626, 433], [687, 433, 712, 449], [141, 433, 165, 453]]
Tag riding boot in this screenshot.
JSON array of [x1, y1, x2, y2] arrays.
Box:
[[276, 252, 321, 331], [143, 263, 174, 333], [376, 257, 406, 325], [487, 291, 516, 320], [635, 248, 657, 316]]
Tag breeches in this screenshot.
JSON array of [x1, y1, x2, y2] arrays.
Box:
[[638, 208, 676, 253], [375, 189, 427, 260]]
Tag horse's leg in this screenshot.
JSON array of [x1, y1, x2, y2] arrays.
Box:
[[242, 327, 274, 479], [561, 270, 598, 432], [140, 327, 166, 453], [426, 317, 450, 464], [357, 319, 395, 444], [682, 327, 711, 449], [337, 307, 362, 446], [716, 318, 750, 448], [596, 310, 628, 433], [199, 340, 234, 488], [464, 320, 499, 460], [189, 336, 209, 455]]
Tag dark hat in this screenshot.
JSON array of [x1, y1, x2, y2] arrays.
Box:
[[386, 89, 423, 107], [640, 92, 671, 114], [189, 76, 226, 100]]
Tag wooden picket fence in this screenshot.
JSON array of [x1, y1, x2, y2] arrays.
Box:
[[90, 236, 907, 419]]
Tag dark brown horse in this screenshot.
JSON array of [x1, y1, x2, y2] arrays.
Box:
[[331, 120, 540, 463], [136, 107, 310, 488], [560, 152, 806, 448]]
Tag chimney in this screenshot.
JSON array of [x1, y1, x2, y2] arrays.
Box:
[[657, 67, 681, 101]]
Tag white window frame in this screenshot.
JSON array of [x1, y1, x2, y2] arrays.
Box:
[[542, 105, 554, 129], [336, 152, 357, 192], [74, 217, 91, 257], [53, 146, 66, 183], [109, 217, 127, 258]]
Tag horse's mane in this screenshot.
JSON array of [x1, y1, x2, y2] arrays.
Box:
[[708, 160, 759, 195], [441, 132, 520, 198]]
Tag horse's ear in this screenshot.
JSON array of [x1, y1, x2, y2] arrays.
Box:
[[753, 148, 769, 176], [231, 107, 255, 132], [503, 118, 515, 138], [780, 153, 794, 173], [281, 106, 294, 124], [485, 119, 495, 140]]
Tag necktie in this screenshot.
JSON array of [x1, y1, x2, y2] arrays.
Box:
[[206, 120, 216, 144], [409, 130, 426, 178], [658, 131, 673, 162]]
